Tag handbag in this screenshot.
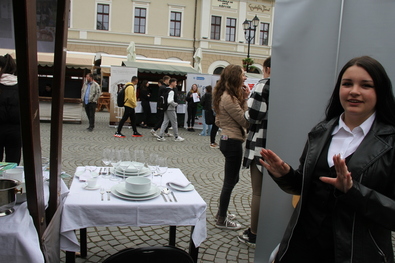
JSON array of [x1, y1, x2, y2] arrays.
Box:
[[205, 109, 215, 125]]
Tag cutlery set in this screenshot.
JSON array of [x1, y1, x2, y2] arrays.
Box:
[[161, 188, 177, 202], [100, 187, 111, 201]]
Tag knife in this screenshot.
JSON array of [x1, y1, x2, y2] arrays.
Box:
[[171, 192, 177, 202]]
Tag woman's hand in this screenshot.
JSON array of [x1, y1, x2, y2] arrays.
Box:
[[242, 85, 250, 99], [259, 149, 290, 178], [320, 154, 353, 193]]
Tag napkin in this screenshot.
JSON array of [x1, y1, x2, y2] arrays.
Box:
[[77, 166, 97, 182], [166, 175, 191, 188]]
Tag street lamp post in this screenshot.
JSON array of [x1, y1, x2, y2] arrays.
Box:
[[243, 15, 260, 72]]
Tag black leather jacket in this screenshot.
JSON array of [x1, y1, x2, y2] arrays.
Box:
[[273, 117, 395, 263]]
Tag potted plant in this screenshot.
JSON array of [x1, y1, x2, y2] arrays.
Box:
[[242, 57, 254, 66]]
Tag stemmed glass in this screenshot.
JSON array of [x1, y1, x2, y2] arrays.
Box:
[[157, 157, 168, 188], [110, 149, 121, 181], [134, 149, 145, 177], [148, 153, 158, 182], [118, 150, 132, 181], [102, 148, 111, 178]]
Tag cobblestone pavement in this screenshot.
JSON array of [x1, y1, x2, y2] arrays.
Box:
[[39, 111, 395, 263]]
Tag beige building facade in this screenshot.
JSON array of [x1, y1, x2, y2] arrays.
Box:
[[67, 0, 274, 74]]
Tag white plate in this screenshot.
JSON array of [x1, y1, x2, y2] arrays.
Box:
[[111, 167, 151, 176], [167, 182, 195, 192], [75, 171, 99, 178], [111, 186, 161, 201], [113, 182, 159, 197], [83, 184, 101, 190], [117, 161, 146, 173]]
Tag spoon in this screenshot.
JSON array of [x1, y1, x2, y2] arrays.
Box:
[[162, 188, 172, 202]]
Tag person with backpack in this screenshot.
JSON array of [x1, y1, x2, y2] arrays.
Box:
[[150, 76, 172, 138], [114, 76, 143, 138], [157, 78, 184, 142]]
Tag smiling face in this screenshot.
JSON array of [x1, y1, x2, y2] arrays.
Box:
[[339, 65, 377, 128]]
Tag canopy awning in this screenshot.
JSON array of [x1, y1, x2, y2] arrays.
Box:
[[122, 60, 199, 76], [37, 51, 95, 69], [100, 55, 126, 74]]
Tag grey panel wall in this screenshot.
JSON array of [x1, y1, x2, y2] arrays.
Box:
[[254, 1, 395, 262]]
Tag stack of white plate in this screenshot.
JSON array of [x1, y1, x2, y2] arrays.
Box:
[[111, 182, 161, 201], [111, 162, 151, 177]]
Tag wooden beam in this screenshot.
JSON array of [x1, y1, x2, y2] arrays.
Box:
[[47, 0, 70, 221], [12, 0, 46, 237]]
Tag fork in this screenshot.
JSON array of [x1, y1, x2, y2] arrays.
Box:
[[100, 187, 105, 201]]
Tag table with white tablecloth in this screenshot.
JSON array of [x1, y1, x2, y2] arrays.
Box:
[[0, 169, 69, 263], [60, 167, 207, 262]]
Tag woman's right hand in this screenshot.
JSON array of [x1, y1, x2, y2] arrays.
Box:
[[260, 149, 290, 178]]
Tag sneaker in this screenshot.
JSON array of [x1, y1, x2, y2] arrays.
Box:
[[215, 217, 242, 230], [114, 132, 125, 138], [132, 132, 143, 137], [150, 129, 160, 138], [210, 143, 219, 149], [157, 136, 166, 142], [238, 228, 257, 248], [215, 213, 236, 221], [164, 133, 173, 137], [174, 136, 185, 142]]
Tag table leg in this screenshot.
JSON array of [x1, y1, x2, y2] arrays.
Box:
[[80, 228, 87, 258], [188, 226, 199, 263], [65, 251, 75, 263], [169, 226, 176, 246]]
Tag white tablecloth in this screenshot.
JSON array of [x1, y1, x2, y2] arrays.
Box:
[[0, 171, 69, 263], [60, 167, 207, 252]]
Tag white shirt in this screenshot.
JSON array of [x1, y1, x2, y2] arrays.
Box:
[[327, 112, 376, 167]]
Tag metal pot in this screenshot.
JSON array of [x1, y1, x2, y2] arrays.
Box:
[[0, 179, 21, 217]]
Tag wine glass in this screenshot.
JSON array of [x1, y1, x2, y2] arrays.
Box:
[[148, 153, 158, 181], [118, 150, 131, 181], [110, 149, 121, 181], [101, 148, 111, 178], [157, 157, 168, 187], [134, 150, 145, 176]]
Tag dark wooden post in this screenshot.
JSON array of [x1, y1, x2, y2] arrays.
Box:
[[12, 0, 46, 238], [46, 0, 70, 221]]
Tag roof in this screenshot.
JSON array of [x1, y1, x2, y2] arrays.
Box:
[[122, 61, 199, 76]]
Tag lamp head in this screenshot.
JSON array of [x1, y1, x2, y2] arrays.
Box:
[[252, 15, 260, 27], [243, 19, 250, 30]]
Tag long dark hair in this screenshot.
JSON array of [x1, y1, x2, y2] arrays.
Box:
[[325, 56, 395, 126], [0, 54, 17, 79], [213, 64, 244, 114], [140, 80, 149, 91]]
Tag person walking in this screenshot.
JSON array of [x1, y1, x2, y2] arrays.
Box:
[[0, 54, 21, 164], [238, 56, 271, 248], [186, 84, 200, 132], [114, 76, 142, 138], [81, 73, 101, 131], [157, 78, 184, 142], [213, 65, 250, 229], [139, 80, 151, 128], [260, 56, 395, 263], [151, 76, 172, 138]]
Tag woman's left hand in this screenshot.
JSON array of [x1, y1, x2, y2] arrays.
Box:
[[320, 154, 353, 193]]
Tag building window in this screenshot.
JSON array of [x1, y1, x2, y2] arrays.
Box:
[[225, 18, 236, 42], [134, 7, 146, 34], [211, 16, 221, 40], [213, 67, 224, 75], [170, 11, 181, 37], [260, 22, 269, 46], [97, 4, 109, 30]]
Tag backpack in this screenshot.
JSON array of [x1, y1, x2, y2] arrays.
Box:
[[117, 84, 132, 107], [157, 88, 171, 111]]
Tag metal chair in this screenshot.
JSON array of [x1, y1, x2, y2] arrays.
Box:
[[102, 246, 195, 263]]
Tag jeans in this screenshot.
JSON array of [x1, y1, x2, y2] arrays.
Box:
[[0, 125, 21, 164], [210, 123, 219, 144], [218, 138, 243, 217], [187, 104, 197, 127], [84, 103, 97, 129], [117, 106, 137, 133]]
